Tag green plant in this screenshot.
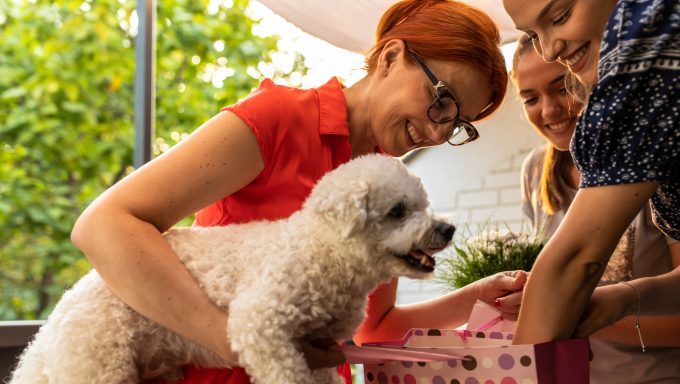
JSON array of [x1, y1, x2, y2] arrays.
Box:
[[0, 0, 306, 320], [436, 224, 544, 290]]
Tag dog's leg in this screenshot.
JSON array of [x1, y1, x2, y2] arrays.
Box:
[[228, 295, 319, 384], [9, 274, 145, 384], [8, 342, 48, 384]]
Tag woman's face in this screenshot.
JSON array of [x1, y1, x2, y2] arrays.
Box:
[[515, 48, 582, 150], [370, 43, 493, 157], [502, 0, 616, 86]]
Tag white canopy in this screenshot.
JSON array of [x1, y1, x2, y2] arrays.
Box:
[[257, 0, 520, 52]]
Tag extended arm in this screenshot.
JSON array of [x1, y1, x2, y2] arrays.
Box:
[[576, 242, 680, 345], [513, 182, 659, 344], [71, 111, 264, 361], [353, 271, 527, 344]]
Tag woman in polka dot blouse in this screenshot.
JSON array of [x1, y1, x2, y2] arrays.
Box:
[[501, 0, 680, 345]]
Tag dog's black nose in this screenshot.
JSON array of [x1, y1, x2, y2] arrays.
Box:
[[434, 222, 455, 241]]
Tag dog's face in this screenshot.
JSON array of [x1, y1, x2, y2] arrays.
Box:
[[304, 154, 454, 280]]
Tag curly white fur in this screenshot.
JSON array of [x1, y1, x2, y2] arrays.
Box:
[[9, 154, 454, 384]]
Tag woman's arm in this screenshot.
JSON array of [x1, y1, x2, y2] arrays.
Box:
[[513, 181, 659, 344], [576, 242, 680, 345], [353, 271, 527, 344], [576, 242, 680, 347], [71, 111, 264, 362]]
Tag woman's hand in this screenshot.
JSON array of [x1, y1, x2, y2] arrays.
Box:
[[298, 338, 346, 369], [475, 270, 528, 320], [574, 283, 635, 338]]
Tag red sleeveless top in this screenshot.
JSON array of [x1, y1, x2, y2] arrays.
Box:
[[180, 77, 353, 383]]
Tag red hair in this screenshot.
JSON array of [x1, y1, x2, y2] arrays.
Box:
[[366, 0, 507, 120]]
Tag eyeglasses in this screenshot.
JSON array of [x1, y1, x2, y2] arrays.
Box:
[[409, 51, 480, 146]]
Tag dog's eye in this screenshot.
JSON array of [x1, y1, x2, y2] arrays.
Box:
[[387, 202, 407, 220]]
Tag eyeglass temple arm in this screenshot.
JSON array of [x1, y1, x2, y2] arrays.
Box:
[[409, 51, 440, 86]]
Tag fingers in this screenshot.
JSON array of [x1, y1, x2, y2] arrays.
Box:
[[494, 293, 522, 319], [495, 270, 528, 292], [495, 291, 523, 310], [491, 272, 527, 316]]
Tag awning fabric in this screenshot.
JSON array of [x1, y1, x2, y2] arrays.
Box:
[[257, 0, 520, 52]]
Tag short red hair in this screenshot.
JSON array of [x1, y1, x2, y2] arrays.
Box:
[[366, 0, 507, 121]]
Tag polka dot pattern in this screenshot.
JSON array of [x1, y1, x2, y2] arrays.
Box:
[[571, 0, 680, 240], [498, 354, 514, 370], [462, 356, 477, 371], [362, 328, 588, 384]]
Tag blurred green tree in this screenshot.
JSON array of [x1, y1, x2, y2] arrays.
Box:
[[0, 0, 307, 319]]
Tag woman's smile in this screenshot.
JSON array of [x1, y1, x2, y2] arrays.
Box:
[[559, 42, 590, 74], [545, 116, 576, 135], [406, 120, 424, 147]]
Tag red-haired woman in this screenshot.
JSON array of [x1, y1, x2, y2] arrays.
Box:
[[71, 1, 523, 383]]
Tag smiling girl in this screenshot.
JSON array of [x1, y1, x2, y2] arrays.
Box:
[[502, 0, 680, 347], [512, 35, 680, 383]]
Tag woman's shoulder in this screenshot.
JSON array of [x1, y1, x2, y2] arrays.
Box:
[[232, 79, 312, 110]]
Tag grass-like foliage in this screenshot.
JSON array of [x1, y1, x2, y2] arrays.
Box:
[[436, 224, 544, 290]]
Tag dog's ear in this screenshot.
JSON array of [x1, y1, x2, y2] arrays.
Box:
[[342, 180, 370, 238], [306, 179, 370, 238]]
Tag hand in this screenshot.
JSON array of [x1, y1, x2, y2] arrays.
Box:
[[298, 338, 346, 369], [574, 283, 636, 338], [476, 270, 528, 320]]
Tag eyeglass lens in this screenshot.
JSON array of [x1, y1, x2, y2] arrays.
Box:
[[429, 96, 458, 123]]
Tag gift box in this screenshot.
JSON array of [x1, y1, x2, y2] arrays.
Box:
[[465, 300, 517, 333], [345, 302, 589, 384]]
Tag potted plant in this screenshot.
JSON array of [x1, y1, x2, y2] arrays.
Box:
[[436, 224, 544, 290]]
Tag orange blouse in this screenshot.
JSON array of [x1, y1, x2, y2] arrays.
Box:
[[183, 77, 353, 384]]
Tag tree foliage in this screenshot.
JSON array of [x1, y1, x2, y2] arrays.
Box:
[[0, 0, 306, 319]]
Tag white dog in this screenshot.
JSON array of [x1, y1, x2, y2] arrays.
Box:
[[9, 154, 454, 384]]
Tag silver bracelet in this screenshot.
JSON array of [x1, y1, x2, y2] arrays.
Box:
[[620, 281, 645, 352]]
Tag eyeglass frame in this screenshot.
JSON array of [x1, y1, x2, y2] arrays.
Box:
[[408, 50, 480, 146]]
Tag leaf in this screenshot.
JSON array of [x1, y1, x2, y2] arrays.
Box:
[[61, 101, 88, 114], [0, 0, 306, 320], [1, 86, 26, 100]]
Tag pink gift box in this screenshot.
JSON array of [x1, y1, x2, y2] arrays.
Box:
[[355, 328, 589, 384], [343, 301, 590, 383], [465, 300, 517, 333]]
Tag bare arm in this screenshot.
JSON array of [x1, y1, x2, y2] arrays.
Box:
[[577, 242, 680, 347], [71, 111, 264, 362], [354, 271, 527, 345], [576, 243, 680, 345], [513, 182, 659, 344]]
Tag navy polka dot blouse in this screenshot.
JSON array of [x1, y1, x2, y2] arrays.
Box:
[[572, 0, 680, 240]]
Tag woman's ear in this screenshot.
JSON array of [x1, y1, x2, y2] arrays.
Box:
[[375, 39, 407, 77]]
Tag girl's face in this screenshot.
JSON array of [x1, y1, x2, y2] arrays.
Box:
[[515, 48, 583, 150], [369, 41, 493, 157], [502, 0, 617, 86]]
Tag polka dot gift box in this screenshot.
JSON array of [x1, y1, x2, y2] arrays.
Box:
[[360, 328, 590, 384]]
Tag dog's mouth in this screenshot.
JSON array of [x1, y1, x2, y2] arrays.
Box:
[[395, 248, 442, 273]]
